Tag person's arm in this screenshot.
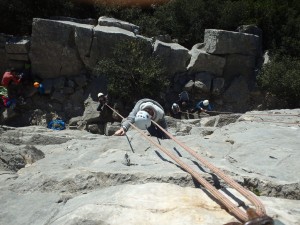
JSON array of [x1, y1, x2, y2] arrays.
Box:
[[207, 104, 212, 111], [114, 102, 140, 136], [12, 74, 21, 84], [193, 102, 201, 112]]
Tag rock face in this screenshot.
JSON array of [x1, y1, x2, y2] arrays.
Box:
[[29, 19, 91, 78], [0, 109, 299, 225], [0, 18, 264, 118]]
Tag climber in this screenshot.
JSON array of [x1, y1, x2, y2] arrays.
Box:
[[177, 90, 191, 111], [1, 68, 22, 88], [192, 99, 212, 113], [97, 92, 108, 112], [172, 91, 192, 119], [171, 103, 181, 119], [33, 82, 45, 94], [96, 92, 114, 132], [114, 98, 168, 139]]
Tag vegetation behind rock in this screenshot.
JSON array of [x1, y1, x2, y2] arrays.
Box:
[[1, 0, 299, 107], [94, 40, 168, 105]]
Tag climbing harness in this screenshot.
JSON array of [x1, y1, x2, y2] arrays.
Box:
[[106, 104, 274, 224]]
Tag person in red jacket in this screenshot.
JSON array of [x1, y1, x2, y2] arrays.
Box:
[[1, 68, 22, 87]]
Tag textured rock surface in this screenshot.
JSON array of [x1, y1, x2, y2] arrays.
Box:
[[0, 109, 299, 225]]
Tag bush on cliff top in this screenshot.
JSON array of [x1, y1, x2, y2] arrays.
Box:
[[94, 40, 168, 105], [258, 55, 300, 107]]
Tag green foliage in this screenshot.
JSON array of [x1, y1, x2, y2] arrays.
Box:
[[1, 0, 300, 106], [252, 188, 261, 196], [1, 0, 299, 57], [257, 55, 300, 107], [94, 40, 168, 104], [0, 0, 96, 35]]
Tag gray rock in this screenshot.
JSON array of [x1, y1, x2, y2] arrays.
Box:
[[153, 40, 191, 76], [204, 29, 260, 56], [30, 19, 86, 78], [187, 48, 225, 76], [5, 36, 30, 54], [0, 109, 300, 225], [98, 16, 140, 33]]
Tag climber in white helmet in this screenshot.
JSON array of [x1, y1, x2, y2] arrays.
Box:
[[171, 103, 181, 119], [192, 99, 212, 113], [114, 98, 168, 139], [171, 91, 192, 119], [97, 92, 107, 112]]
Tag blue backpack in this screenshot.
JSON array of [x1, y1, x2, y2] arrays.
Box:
[[47, 119, 66, 130], [179, 91, 189, 102]]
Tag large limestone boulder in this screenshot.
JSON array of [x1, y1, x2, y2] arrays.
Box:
[[203, 29, 260, 56], [187, 44, 226, 76], [30, 18, 91, 78], [154, 40, 191, 76], [87, 25, 152, 72]]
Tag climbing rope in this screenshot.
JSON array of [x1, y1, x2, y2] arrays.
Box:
[[178, 110, 300, 126], [105, 103, 273, 223], [153, 120, 266, 215], [209, 110, 299, 117]]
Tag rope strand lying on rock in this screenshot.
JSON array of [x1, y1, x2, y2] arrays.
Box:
[[180, 110, 300, 125], [105, 103, 274, 224]]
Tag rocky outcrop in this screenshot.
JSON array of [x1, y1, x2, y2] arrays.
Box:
[[98, 16, 140, 32], [153, 40, 191, 75], [187, 45, 226, 76], [1, 17, 265, 126], [30, 19, 90, 78], [0, 34, 30, 74], [203, 29, 260, 56]]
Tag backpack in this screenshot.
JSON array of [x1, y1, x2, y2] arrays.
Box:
[[47, 119, 66, 130], [179, 91, 189, 102]]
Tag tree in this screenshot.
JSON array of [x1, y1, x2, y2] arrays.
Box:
[[94, 39, 168, 105], [257, 55, 300, 107]]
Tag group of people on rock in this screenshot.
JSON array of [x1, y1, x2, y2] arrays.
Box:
[[0, 66, 45, 112], [171, 91, 212, 119], [96, 90, 212, 139]]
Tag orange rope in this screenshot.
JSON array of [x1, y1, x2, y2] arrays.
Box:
[[178, 111, 299, 125], [106, 104, 281, 223], [152, 120, 266, 217], [209, 110, 299, 117]]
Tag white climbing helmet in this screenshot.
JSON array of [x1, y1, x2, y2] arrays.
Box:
[[171, 103, 180, 113], [172, 103, 179, 110], [135, 110, 151, 130], [203, 100, 209, 106], [98, 92, 104, 98]]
